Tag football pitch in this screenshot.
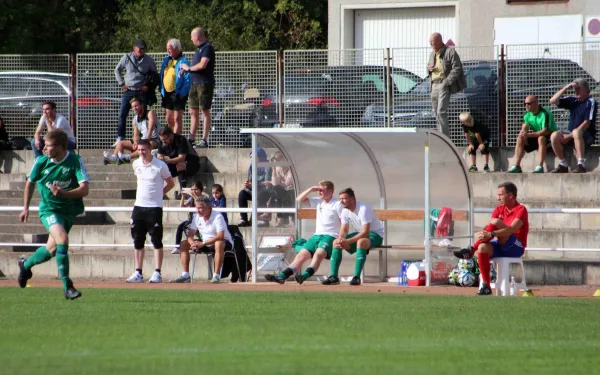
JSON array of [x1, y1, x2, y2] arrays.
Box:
[[1, 287, 599, 375]]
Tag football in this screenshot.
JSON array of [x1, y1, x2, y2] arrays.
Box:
[[459, 270, 476, 287]]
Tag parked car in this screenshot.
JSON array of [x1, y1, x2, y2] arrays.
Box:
[[255, 65, 424, 128]]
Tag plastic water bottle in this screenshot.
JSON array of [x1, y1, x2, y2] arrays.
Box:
[[510, 276, 517, 296]]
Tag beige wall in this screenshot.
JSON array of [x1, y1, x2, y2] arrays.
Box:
[[329, 0, 600, 49]]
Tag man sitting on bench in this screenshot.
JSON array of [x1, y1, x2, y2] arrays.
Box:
[[265, 180, 342, 284], [454, 181, 529, 295], [323, 188, 384, 286]]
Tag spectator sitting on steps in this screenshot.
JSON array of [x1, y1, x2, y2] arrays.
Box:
[[103, 97, 158, 165], [237, 147, 272, 227], [32, 101, 77, 159], [549, 78, 598, 173], [507, 95, 557, 174], [459, 112, 490, 173], [157, 125, 201, 200]]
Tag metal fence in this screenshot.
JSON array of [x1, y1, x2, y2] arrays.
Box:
[[0, 55, 70, 141], [505, 42, 600, 146]]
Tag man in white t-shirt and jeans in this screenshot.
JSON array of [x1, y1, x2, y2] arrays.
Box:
[[324, 188, 384, 286], [170, 195, 233, 283], [265, 180, 343, 284], [126, 139, 175, 283], [32, 101, 77, 158]]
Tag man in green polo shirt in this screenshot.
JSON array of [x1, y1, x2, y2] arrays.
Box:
[[507, 95, 558, 173]]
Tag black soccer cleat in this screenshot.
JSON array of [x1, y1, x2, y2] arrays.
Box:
[[321, 276, 340, 285], [64, 280, 82, 300], [17, 257, 32, 288], [453, 248, 473, 260], [265, 274, 285, 284], [349, 276, 361, 286], [477, 282, 492, 296], [294, 273, 304, 285]]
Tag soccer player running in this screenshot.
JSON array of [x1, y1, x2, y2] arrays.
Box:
[[18, 129, 90, 300], [454, 182, 529, 295], [323, 188, 384, 286], [265, 180, 342, 284]]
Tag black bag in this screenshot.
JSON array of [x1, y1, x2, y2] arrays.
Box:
[[126, 54, 159, 106], [220, 225, 252, 282], [10, 136, 30, 150]]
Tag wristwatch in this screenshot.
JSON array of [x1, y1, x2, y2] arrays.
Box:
[[490, 231, 496, 239]]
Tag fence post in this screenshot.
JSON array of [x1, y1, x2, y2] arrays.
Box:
[[385, 48, 392, 128], [499, 44, 506, 147], [70, 54, 77, 139], [277, 49, 284, 128]]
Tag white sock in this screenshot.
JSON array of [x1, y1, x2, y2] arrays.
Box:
[[559, 159, 568, 167], [182, 272, 190, 278], [578, 158, 585, 165]]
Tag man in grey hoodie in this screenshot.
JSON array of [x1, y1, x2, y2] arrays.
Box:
[[114, 39, 158, 147]]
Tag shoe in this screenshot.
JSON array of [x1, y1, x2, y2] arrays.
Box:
[[148, 271, 162, 283], [169, 275, 191, 283], [506, 165, 522, 173], [572, 164, 586, 173], [64, 280, 82, 300], [17, 257, 32, 288], [257, 221, 270, 227], [294, 273, 304, 285], [197, 139, 208, 148], [171, 247, 180, 254], [532, 166, 544, 173], [551, 165, 569, 173], [477, 282, 492, 295], [265, 274, 285, 284], [349, 276, 361, 285], [468, 165, 477, 172], [483, 165, 491, 173], [321, 276, 340, 285], [187, 136, 196, 147], [103, 152, 119, 165], [211, 274, 221, 283], [453, 248, 473, 259], [126, 272, 144, 283], [119, 154, 131, 164], [238, 220, 250, 227], [174, 191, 182, 200]]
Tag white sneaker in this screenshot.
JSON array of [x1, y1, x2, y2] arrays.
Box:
[[126, 272, 144, 283], [211, 274, 221, 284], [148, 271, 162, 283], [171, 247, 180, 254]]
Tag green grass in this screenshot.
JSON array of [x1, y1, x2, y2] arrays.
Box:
[[1, 287, 599, 375]]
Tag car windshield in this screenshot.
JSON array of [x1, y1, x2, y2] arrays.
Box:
[[284, 73, 331, 95]]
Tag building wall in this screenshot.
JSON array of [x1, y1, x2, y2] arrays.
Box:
[[328, 0, 600, 49]]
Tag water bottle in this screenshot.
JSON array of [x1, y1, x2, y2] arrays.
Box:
[[510, 276, 517, 296]]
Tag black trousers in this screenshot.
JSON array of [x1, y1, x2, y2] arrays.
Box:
[[238, 186, 271, 222]]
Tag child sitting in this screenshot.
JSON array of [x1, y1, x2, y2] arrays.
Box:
[[210, 184, 228, 224], [171, 180, 205, 254], [460, 112, 490, 172]]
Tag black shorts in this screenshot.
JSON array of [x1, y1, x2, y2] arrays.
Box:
[[468, 138, 490, 155], [167, 156, 200, 179], [524, 136, 550, 153], [161, 91, 188, 111], [193, 241, 234, 253], [189, 83, 214, 110], [130, 206, 163, 249]]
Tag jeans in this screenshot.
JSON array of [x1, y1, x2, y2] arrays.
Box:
[[32, 138, 77, 159], [118, 90, 149, 140]]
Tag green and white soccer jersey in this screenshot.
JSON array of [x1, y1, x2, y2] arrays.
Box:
[[28, 152, 89, 219]]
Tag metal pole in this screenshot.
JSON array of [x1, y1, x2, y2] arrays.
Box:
[[277, 50, 284, 128], [499, 44, 506, 147], [70, 54, 77, 144], [385, 48, 392, 128], [251, 134, 258, 283], [424, 135, 431, 286]]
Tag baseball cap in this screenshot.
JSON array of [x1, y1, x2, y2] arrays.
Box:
[[133, 39, 147, 49]]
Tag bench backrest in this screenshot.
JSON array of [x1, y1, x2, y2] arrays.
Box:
[[297, 209, 468, 221]]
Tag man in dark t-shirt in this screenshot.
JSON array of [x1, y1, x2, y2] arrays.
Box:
[[180, 27, 216, 149], [459, 112, 490, 172], [157, 126, 201, 199]]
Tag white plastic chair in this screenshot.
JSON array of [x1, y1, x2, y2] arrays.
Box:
[[490, 257, 527, 296]]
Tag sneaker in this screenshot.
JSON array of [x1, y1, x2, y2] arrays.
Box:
[[197, 139, 209, 148], [17, 257, 32, 288], [532, 166, 544, 173], [64, 280, 82, 300], [174, 191, 182, 200], [483, 165, 491, 173], [126, 272, 144, 283], [551, 165, 569, 173], [265, 274, 285, 284], [171, 247, 180, 254], [506, 165, 522, 173], [477, 282, 493, 296], [572, 164, 587, 173], [187, 136, 196, 147], [321, 276, 340, 285], [453, 248, 473, 259], [103, 152, 119, 165], [238, 220, 250, 227], [119, 154, 131, 164], [294, 273, 304, 285], [349, 276, 361, 286], [211, 274, 221, 284], [257, 221, 270, 227], [468, 165, 478, 172], [169, 275, 191, 283], [148, 272, 162, 283]]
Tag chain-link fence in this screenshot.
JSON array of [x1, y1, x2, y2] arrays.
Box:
[[390, 46, 499, 146], [282, 49, 388, 128], [505, 42, 600, 146], [0, 55, 70, 141]]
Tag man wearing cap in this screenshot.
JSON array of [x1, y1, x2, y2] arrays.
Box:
[[114, 39, 159, 147]]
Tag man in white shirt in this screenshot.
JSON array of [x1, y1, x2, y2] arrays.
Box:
[[32, 101, 77, 159], [126, 139, 175, 284], [265, 180, 343, 284], [170, 195, 233, 283], [325, 188, 384, 286]]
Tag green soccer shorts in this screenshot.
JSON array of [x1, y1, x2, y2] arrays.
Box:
[[296, 234, 336, 260], [40, 212, 74, 233], [342, 232, 384, 254]]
